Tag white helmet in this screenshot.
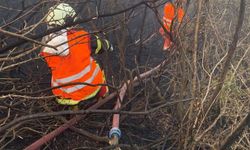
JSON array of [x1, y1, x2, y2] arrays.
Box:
[[46, 3, 76, 26]]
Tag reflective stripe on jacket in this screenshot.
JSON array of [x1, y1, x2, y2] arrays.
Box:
[[163, 2, 185, 32], [41, 29, 106, 102]]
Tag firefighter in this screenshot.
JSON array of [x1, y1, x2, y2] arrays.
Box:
[[159, 0, 185, 51], [41, 3, 112, 107]]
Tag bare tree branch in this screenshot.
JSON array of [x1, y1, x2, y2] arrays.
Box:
[[219, 112, 250, 150]]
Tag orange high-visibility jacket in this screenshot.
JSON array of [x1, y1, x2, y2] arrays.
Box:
[[41, 29, 105, 102], [163, 2, 185, 32]]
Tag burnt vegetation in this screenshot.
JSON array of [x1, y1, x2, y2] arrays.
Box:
[[0, 0, 249, 149]]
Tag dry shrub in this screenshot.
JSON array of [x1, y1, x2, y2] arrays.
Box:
[[0, 0, 249, 149], [165, 0, 250, 149]]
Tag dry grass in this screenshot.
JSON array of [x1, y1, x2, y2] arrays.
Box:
[[0, 0, 249, 149]]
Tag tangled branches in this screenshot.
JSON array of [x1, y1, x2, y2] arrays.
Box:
[[0, 0, 249, 149]]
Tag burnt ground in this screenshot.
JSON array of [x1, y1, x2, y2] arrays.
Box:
[[3, 86, 177, 150], [1, 66, 176, 150]]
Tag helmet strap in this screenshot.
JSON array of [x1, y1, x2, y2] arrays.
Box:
[[64, 15, 75, 25]]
